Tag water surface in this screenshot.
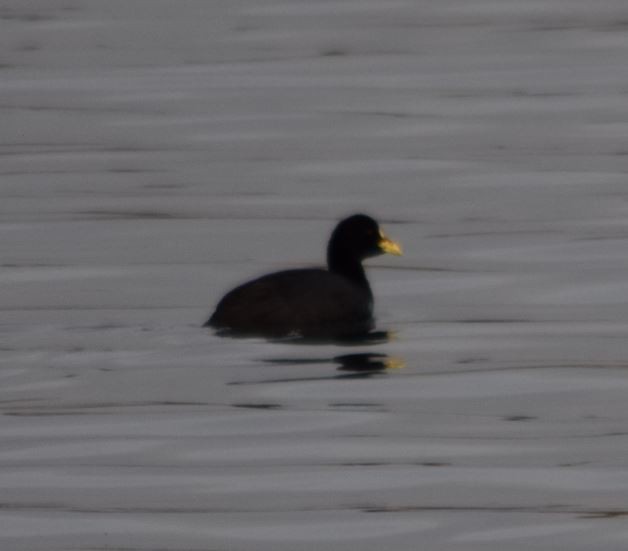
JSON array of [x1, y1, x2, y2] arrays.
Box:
[[2, 1, 628, 549]]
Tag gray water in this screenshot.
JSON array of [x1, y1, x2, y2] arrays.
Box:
[[2, 1, 628, 549]]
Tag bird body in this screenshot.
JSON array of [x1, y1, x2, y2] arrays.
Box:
[[205, 214, 402, 338], [208, 268, 374, 337]]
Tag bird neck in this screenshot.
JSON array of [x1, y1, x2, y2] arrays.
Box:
[[327, 249, 371, 291]]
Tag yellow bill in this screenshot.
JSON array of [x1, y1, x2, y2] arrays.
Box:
[[378, 229, 403, 256]]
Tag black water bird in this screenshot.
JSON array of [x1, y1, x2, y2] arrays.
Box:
[[205, 214, 402, 338]]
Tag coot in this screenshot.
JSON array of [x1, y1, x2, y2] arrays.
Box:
[[205, 214, 402, 338]]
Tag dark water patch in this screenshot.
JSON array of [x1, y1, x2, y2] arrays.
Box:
[[232, 402, 283, 410], [335, 110, 428, 120], [579, 510, 628, 519], [457, 357, 490, 364], [464, 362, 628, 374], [262, 357, 328, 366], [329, 402, 385, 409], [439, 87, 579, 99], [228, 365, 394, 386], [329, 403, 388, 412], [0, 502, 270, 515], [504, 415, 537, 422], [2, 13, 53, 23], [362, 504, 574, 515], [2, 411, 90, 417], [1, 262, 66, 268], [4, 500, 626, 521], [80, 209, 180, 220], [0, 143, 170, 155], [0, 169, 96, 177], [228, 373, 379, 386], [337, 461, 450, 467], [457, 318, 532, 324], [17, 42, 42, 52], [213, 190, 275, 197], [0, 104, 166, 116], [2, 400, 213, 416], [72, 323, 124, 331], [321, 48, 347, 57], [339, 462, 388, 467], [106, 168, 164, 174], [597, 20, 628, 31]]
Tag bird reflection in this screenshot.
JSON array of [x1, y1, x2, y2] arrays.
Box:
[[225, 330, 404, 385], [250, 352, 405, 382], [334, 353, 405, 374]]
